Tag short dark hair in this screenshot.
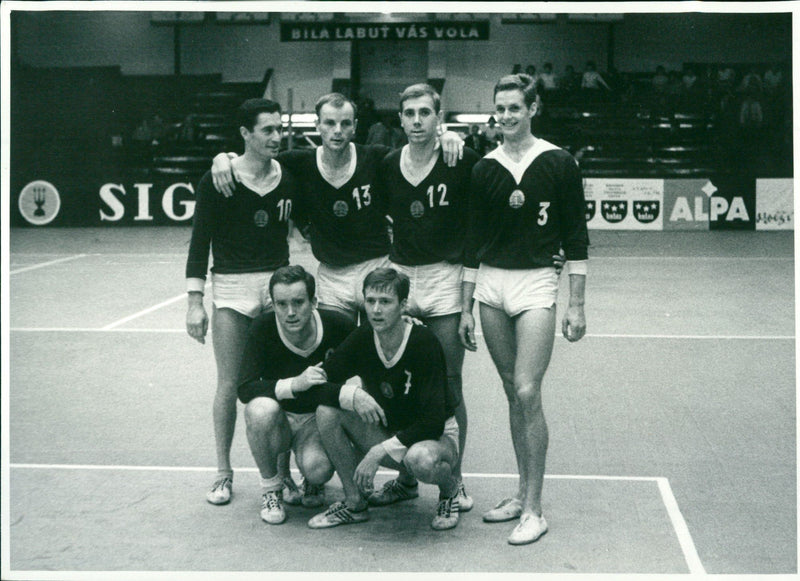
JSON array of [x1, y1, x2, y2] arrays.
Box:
[[493, 73, 538, 107], [269, 265, 316, 301], [399, 83, 441, 114], [237, 98, 282, 132], [315, 93, 358, 119], [362, 268, 409, 302]]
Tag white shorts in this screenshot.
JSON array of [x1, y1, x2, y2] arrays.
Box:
[[284, 411, 318, 444], [317, 255, 391, 315], [474, 264, 558, 318], [211, 271, 274, 318], [390, 261, 463, 318]]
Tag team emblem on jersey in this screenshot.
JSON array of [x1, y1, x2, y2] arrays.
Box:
[[410, 200, 425, 218], [324, 348, 335, 362], [509, 189, 526, 209], [253, 209, 269, 227], [633, 201, 660, 223], [380, 381, 394, 399], [585, 200, 596, 222], [600, 201, 627, 223], [333, 200, 349, 218]]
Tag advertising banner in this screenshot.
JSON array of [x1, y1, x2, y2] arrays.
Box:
[[13, 172, 201, 227], [755, 178, 794, 230], [662, 179, 712, 231], [584, 178, 663, 230], [707, 174, 756, 231]]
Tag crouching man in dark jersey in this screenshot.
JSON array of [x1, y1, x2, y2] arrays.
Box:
[[236, 265, 382, 524], [302, 268, 462, 531]]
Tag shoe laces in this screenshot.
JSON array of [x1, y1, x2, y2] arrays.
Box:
[[457, 481, 467, 497], [262, 491, 282, 511], [436, 496, 457, 518], [212, 477, 232, 492]]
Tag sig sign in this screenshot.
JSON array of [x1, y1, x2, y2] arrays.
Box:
[[99, 181, 196, 222]]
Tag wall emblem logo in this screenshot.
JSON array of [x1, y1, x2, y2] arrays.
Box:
[[509, 189, 526, 209], [410, 200, 425, 218], [19, 180, 61, 225], [254, 209, 269, 227], [633, 201, 660, 223], [601, 200, 627, 223], [333, 200, 349, 217], [585, 200, 596, 221]]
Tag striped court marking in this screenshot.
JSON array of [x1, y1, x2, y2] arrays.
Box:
[[8, 327, 794, 341], [9, 254, 87, 275], [10, 463, 704, 574], [101, 293, 189, 330]]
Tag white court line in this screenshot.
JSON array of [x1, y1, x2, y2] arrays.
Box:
[[656, 477, 707, 575], [101, 293, 188, 330], [9, 254, 87, 275], [10, 463, 704, 573]]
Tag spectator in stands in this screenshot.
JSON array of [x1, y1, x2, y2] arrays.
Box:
[[366, 114, 406, 149], [177, 113, 201, 145], [525, 65, 538, 86], [651, 66, 669, 94], [763, 64, 783, 96], [538, 62, 558, 91], [738, 66, 763, 96], [356, 97, 378, 144], [464, 124, 488, 156], [716, 65, 736, 93], [581, 61, 611, 99], [681, 65, 698, 93], [559, 64, 580, 95], [482, 117, 501, 152]]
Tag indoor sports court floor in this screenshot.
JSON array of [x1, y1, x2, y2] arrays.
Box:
[[4, 226, 796, 576]]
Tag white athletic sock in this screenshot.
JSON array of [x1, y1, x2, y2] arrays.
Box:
[[260, 474, 283, 492]]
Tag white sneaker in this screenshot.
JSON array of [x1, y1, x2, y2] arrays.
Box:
[[430, 494, 460, 531], [206, 476, 232, 505], [507, 513, 548, 545], [455, 480, 473, 512], [482, 497, 522, 522], [260, 490, 286, 525]]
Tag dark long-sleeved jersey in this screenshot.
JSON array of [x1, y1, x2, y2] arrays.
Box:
[[464, 140, 589, 270], [322, 322, 456, 449], [185, 167, 297, 281], [236, 309, 356, 413], [376, 146, 480, 265], [279, 145, 392, 267]]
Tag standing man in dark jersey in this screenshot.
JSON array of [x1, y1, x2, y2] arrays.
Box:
[[185, 98, 298, 506], [306, 268, 462, 531], [210, 93, 464, 322], [236, 265, 381, 524], [370, 84, 480, 513], [460, 74, 589, 545]]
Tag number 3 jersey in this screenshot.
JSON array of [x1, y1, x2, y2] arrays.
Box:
[[323, 322, 457, 450], [280, 144, 392, 267], [376, 146, 480, 266], [185, 165, 297, 281], [464, 139, 589, 271]]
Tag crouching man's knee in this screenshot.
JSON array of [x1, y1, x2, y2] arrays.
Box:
[[404, 442, 451, 484], [245, 397, 283, 431]]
